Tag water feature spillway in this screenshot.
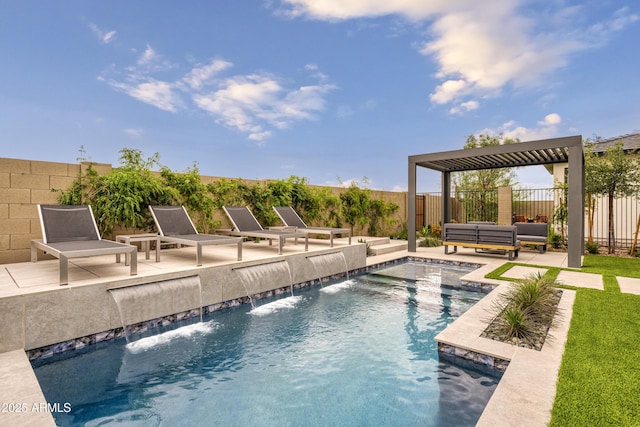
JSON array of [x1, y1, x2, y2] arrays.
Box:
[[306, 251, 349, 287], [109, 276, 203, 341], [233, 260, 293, 308]]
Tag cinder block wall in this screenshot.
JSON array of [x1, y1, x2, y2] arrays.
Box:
[[1, 157, 407, 264], [0, 159, 113, 264]]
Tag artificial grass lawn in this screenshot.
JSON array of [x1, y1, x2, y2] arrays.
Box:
[[550, 289, 640, 426], [547, 255, 640, 426], [487, 255, 640, 425]]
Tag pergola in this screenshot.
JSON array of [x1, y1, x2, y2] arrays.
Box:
[[407, 135, 585, 268]]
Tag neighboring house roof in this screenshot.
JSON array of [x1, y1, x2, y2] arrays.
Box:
[[545, 132, 640, 174], [588, 132, 640, 154]]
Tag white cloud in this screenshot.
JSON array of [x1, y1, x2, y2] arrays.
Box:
[[107, 78, 181, 112], [477, 113, 563, 141], [279, 0, 632, 111], [137, 45, 157, 65], [449, 100, 479, 115], [429, 79, 467, 104], [88, 22, 116, 44], [194, 74, 335, 141], [589, 7, 639, 38], [421, 5, 585, 105], [538, 113, 561, 126], [102, 45, 336, 141], [123, 128, 144, 138], [182, 59, 233, 89], [279, 0, 456, 21]]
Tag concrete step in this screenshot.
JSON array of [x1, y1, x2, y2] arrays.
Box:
[[351, 236, 389, 246], [368, 239, 408, 256]]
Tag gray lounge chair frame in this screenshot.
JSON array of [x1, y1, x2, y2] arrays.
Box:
[[273, 206, 351, 247], [149, 205, 242, 266], [222, 206, 308, 254], [31, 205, 137, 285]]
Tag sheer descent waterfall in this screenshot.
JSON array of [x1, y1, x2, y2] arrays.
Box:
[[307, 252, 349, 287], [109, 276, 202, 342], [233, 260, 293, 309]]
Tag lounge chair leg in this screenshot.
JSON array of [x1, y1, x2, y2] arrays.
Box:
[[130, 249, 137, 275], [59, 255, 69, 286], [31, 244, 38, 263], [237, 241, 242, 261], [196, 244, 203, 266]]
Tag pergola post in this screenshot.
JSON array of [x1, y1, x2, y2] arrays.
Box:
[[408, 159, 417, 252], [567, 140, 585, 268], [442, 171, 451, 225]]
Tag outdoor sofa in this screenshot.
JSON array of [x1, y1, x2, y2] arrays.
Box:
[[31, 204, 137, 285], [443, 223, 520, 260], [514, 222, 549, 253]]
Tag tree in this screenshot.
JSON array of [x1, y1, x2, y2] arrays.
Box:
[[584, 140, 640, 253], [453, 134, 519, 222]]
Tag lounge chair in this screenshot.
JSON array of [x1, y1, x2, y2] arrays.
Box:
[[31, 205, 137, 285], [222, 206, 308, 254], [273, 206, 351, 247], [149, 205, 243, 266]]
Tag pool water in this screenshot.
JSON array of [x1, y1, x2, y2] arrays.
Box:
[[32, 262, 501, 426]]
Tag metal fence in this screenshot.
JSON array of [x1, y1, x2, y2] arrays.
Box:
[[417, 188, 640, 249]]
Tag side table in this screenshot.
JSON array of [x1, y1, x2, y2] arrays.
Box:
[[115, 233, 160, 265]]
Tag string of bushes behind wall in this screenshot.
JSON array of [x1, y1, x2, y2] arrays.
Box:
[[0, 154, 408, 264]]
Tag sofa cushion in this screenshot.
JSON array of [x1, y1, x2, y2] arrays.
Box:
[[444, 224, 478, 243], [515, 222, 548, 237], [518, 234, 547, 243], [477, 225, 517, 245]]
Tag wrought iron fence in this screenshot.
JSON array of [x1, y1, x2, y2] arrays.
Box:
[[417, 187, 640, 249]]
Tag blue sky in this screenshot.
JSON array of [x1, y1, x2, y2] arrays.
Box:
[[1, 1, 638, 192]]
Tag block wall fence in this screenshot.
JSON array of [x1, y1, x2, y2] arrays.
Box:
[[0, 157, 408, 264]]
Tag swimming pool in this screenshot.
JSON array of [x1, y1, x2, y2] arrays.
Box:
[[32, 261, 501, 426]]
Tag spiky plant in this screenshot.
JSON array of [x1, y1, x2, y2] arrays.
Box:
[[485, 272, 562, 349]]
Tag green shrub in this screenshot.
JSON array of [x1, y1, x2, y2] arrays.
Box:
[[495, 305, 534, 340], [485, 273, 561, 348], [420, 237, 442, 247], [550, 233, 565, 249], [57, 148, 403, 238], [585, 241, 599, 254]]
